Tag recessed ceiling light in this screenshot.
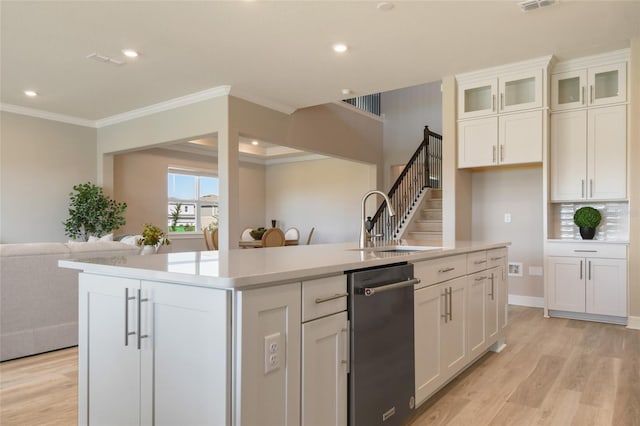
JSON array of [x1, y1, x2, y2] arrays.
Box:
[[122, 49, 139, 58], [377, 2, 394, 11], [251, 140, 259, 146], [333, 43, 348, 53], [24, 90, 38, 97], [342, 89, 353, 96]]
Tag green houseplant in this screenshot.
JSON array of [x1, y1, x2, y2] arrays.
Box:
[[63, 182, 127, 241], [137, 224, 170, 254], [573, 206, 602, 240]]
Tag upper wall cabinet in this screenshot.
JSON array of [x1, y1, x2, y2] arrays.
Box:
[[456, 56, 551, 169], [551, 51, 628, 111]]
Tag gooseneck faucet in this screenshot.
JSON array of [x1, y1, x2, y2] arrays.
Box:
[[359, 190, 395, 248]]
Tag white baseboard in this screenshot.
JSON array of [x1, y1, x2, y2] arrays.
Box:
[[508, 295, 544, 308], [627, 316, 640, 330]]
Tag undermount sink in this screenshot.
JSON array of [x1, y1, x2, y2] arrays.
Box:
[[349, 245, 441, 253]]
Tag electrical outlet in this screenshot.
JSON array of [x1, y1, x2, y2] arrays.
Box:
[[504, 213, 512, 223], [264, 332, 282, 375]]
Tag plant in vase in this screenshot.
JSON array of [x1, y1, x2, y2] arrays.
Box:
[[573, 207, 602, 240], [137, 223, 171, 254]]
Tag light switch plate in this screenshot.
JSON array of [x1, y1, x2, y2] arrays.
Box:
[[264, 332, 282, 375]]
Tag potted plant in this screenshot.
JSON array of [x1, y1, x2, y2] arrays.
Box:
[[137, 223, 171, 254], [64, 182, 127, 241], [573, 207, 601, 240]]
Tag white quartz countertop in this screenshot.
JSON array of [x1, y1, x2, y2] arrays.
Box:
[[59, 240, 509, 290]]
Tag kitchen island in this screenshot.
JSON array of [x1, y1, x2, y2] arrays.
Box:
[[60, 240, 509, 426]]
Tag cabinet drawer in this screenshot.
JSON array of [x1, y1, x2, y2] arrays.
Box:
[[302, 275, 347, 322], [414, 255, 467, 288], [467, 251, 488, 273], [487, 248, 508, 268], [545, 242, 627, 259]]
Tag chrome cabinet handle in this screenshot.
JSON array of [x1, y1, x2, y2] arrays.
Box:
[[342, 320, 350, 374], [574, 250, 597, 253], [589, 179, 593, 198], [581, 180, 585, 198], [439, 267, 455, 273], [315, 293, 348, 304], [124, 288, 136, 346], [493, 146, 496, 163], [441, 290, 448, 323], [489, 274, 495, 301], [137, 289, 149, 350], [491, 256, 503, 261], [590, 85, 594, 104], [474, 260, 487, 265], [580, 260, 583, 280], [492, 94, 496, 112], [475, 276, 487, 282], [500, 93, 504, 110], [362, 278, 420, 296], [500, 144, 504, 162], [581, 86, 585, 105], [588, 261, 592, 281], [448, 287, 453, 321]]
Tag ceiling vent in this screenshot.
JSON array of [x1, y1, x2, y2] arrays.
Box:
[[86, 52, 124, 66], [519, 0, 557, 12]]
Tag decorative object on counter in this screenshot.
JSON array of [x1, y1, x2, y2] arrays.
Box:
[[284, 227, 300, 243], [63, 182, 127, 241], [262, 228, 285, 247], [250, 227, 267, 240], [137, 223, 171, 254], [573, 206, 602, 240], [271, 219, 277, 228]]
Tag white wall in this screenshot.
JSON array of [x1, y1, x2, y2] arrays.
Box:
[[265, 158, 375, 244], [471, 167, 544, 299], [381, 81, 442, 189], [0, 112, 97, 243]]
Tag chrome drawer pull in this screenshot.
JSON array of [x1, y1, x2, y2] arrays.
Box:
[[137, 289, 149, 350], [475, 276, 487, 282], [574, 250, 597, 253], [315, 293, 349, 304], [362, 278, 420, 296], [474, 260, 487, 265], [438, 267, 455, 273], [124, 288, 136, 346], [490, 256, 503, 261]]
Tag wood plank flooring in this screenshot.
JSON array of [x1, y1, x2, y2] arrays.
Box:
[[1, 306, 639, 425]]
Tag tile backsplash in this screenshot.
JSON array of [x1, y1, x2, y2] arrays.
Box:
[[555, 202, 628, 241]]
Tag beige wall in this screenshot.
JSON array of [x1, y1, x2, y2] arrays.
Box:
[[472, 167, 544, 298], [381, 81, 443, 189], [265, 158, 376, 244], [628, 37, 640, 318], [0, 112, 97, 243], [113, 147, 266, 252]]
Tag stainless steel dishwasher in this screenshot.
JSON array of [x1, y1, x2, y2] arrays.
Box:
[[347, 262, 419, 426]]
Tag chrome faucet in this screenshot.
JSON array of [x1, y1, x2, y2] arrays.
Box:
[[359, 190, 395, 248]]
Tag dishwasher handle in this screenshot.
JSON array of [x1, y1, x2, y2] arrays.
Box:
[[362, 278, 421, 296]]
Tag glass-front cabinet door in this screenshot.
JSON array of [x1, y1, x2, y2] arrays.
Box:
[[588, 62, 626, 107], [457, 78, 497, 119], [551, 70, 587, 111], [498, 69, 543, 114]]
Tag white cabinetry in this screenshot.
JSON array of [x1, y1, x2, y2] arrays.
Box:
[[545, 243, 627, 322], [457, 57, 550, 169], [301, 276, 348, 426], [550, 105, 627, 201], [78, 273, 230, 426], [467, 272, 487, 360], [551, 62, 626, 111]]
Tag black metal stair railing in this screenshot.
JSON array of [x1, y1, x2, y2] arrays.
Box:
[[370, 126, 442, 241]]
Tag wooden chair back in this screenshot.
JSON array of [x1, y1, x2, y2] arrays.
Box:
[[306, 227, 315, 245], [211, 228, 219, 250], [204, 228, 219, 250], [262, 228, 285, 247]]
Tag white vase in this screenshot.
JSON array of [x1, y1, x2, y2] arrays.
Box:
[[140, 245, 157, 255]]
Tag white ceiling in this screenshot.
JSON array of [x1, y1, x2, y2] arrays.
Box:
[[1, 1, 639, 122]]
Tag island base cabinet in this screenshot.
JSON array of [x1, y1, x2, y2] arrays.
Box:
[[78, 273, 231, 426], [302, 311, 348, 426]]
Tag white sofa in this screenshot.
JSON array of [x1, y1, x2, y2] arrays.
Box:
[[0, 241, 140, 361]]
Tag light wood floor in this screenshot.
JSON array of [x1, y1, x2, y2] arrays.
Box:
[[1, 306, 639, 426]]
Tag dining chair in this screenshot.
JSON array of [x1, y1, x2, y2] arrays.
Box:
[[240, 227, 253, 242], [212, 228, 219, 250], [203, 228, 214, 250], [306, 227, 315, 245], [262, 228, 285, 247], [284, 227, 300, 242]]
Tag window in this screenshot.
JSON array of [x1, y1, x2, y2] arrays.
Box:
[[168, 169, 219, 233]]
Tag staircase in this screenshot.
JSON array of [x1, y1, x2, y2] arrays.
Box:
[[404, 188, 442, 242], [370, 126, 442, 242]]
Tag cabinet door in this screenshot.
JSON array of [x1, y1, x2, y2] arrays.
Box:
[[458, 78, 497, 119], [498, 69, 543, 113], [140, 281, 230, 426], [414, 283, 445, 405], [546, 257, 585, 313], [498, 110, 543, 165], [302, 312, 348, 426], [586, 259, 627, 317], [486, 268, 500, 343], [551, 70, 587, 111], [458, 117, 498, 168], [497, 266, 508, 331], [588, 62, 627, 107], [441, 277, 467, 377], [79, 274, 141, 426], [467, 273, 487, 360], [587, 105, 627, 200], [550, 110, 587, 201]]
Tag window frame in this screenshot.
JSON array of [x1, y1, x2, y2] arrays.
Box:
[[167, 167, 219, 235]]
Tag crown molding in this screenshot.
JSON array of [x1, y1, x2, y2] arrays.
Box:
[[229, 89, 297, 115], [95, 85, 231, 128], [455, 55, 554, 84], [0, 103, 97, 128], [551, 48, 630, 73]]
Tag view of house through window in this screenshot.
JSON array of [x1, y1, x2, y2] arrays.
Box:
[[167, 168, 219, 233]]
